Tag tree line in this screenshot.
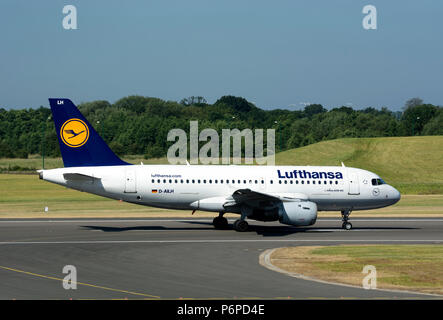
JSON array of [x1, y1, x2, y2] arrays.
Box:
[[0, 96, 442, 159]]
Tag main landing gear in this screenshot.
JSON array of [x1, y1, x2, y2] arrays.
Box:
[[341, 209, 352, 230], [213, 212, 249, 232], [233, 219, 249, 232], [232, 208, 249, 232], [213, 213, 229, 230]]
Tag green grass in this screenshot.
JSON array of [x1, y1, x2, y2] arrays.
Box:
[[271, 245, 443, 295], [276, 136, 443, 194], [1, 136, 442, 194], [0, 154, 167, 171], [311, 245, 443, 293]]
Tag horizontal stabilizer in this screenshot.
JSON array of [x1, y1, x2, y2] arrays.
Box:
[[63, 173, 99, 182]]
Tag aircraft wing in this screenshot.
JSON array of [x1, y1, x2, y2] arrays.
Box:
[[226, 188, 308, 209], [231, 189, 280, 203]]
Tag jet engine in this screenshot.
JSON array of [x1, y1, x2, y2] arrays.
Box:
[[278, 201, 317, 226]]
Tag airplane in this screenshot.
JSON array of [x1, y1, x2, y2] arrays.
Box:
[[38, 98, 401, 232]]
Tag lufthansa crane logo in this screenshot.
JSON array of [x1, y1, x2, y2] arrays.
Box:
[[60, 118, 89, 148]]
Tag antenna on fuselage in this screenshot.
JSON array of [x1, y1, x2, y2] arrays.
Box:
[[341, 162, 345, 167]]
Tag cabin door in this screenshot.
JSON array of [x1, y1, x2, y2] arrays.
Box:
[[124, 168, 137, 193], [348, 171, 360, 195]]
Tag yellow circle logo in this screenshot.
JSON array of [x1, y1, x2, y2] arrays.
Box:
[[60, 118, 89, 148]]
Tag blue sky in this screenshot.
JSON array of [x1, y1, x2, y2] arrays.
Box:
[[1, 0, 442, 110]]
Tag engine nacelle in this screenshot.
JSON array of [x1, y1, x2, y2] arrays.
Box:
[[279, 201, 318, 226], [190, 197, 227, 212]]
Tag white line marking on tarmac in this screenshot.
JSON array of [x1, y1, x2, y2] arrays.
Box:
[[0, 239, 442, 245], [0, 218, 442, 223], [82, 228, 419, 233]]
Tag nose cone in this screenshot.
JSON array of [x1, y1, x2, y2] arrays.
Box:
[[389, 186, 401, 205]]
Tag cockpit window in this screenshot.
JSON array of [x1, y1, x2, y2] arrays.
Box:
[[371, 178, 386, 186]]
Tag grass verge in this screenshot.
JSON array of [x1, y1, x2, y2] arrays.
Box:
[[269, 245, 443, 295]]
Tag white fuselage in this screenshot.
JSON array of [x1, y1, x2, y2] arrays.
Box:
[[40, 164, 401, 213]]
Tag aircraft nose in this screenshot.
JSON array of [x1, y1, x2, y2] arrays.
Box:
[[389, 186, 401, 204]]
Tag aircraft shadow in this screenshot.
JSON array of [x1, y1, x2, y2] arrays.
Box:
[[182, 221, 419, 237], [81, 222, 418, 237], [181, 221, 323, 236], [81, 225, 216, 232]]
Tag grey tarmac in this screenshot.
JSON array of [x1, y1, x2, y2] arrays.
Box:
[[0, 217, 442, 299]]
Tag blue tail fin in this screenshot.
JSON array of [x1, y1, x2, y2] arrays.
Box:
[[49, 98, 130, 167]]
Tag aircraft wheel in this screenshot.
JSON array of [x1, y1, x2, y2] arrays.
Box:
[[342, 222, 353, 230], [233, 219, 249, 232], [213, 216, 228, 229]]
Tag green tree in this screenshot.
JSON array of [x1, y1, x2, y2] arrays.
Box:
[[401, 104, 438, 135], [215, 95, 253, 113], [422, 109, 443, 135], [304, 104, 326, 117]]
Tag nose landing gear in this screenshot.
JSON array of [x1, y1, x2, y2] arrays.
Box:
[[341, 210, 352, 230]]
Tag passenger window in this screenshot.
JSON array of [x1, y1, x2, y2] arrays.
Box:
[[335, 181, 338, 184], [270, 180, 273, 184], [151, 179, 154, 183]]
